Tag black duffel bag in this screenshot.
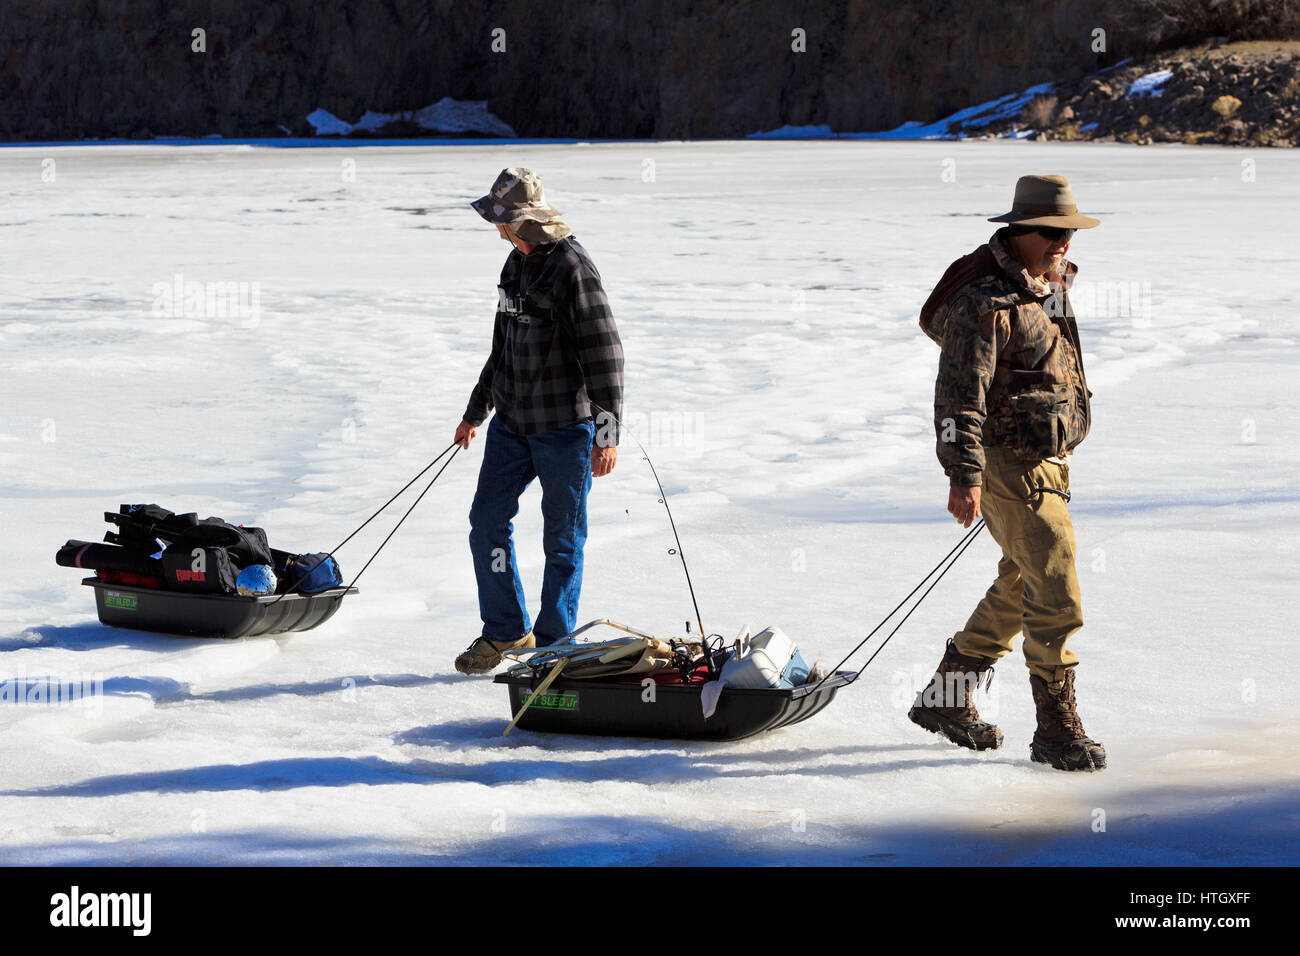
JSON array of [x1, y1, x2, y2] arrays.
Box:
[[168, 518, 274, 569], [94, 504, 276, 595], [161, 543, 240, 594]]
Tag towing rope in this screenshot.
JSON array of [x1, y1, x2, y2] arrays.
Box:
[[810, 518, 986, 692], [808, 478, 1075, 688], [343, 446, 460, 589], [269, 442, 459, 603]]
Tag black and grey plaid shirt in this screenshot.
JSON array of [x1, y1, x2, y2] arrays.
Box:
[[463, 237, 624, 447]]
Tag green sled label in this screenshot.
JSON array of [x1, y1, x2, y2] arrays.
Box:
[[105, 592, 137, 611], [522, 689, 579, 712]]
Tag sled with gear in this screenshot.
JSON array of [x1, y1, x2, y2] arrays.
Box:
[[56, 503, 356, 639], [81, 575, 356, 639], [492, 515, 986, 743], [494, 619, 856, 741], [53, 444, 465, 640]]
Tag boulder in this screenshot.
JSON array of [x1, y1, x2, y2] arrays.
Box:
[[1212, 95, 1243, 117]]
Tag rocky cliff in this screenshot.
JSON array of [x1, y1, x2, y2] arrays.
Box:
[[0, 0, 1294, 140]]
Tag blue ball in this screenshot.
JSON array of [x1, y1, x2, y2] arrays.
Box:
[[236, 564, 277, 597]]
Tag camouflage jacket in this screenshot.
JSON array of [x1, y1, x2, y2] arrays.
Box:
[[925, 228, 1092, 487]]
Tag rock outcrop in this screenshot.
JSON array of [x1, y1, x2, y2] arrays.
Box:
[[949, 41, 1300, 146]]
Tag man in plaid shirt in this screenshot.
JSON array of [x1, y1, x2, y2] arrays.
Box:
[[452, 168, 624, 674]]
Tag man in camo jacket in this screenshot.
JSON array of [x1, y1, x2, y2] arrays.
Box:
[[909, 174, 1107, 772]]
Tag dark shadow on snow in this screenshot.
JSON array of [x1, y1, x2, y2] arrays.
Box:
[[2, 743, 1015, 798], [124, 671, 461, 705], [0, 621, 229, 654], [1, 784, 1294, 866], [185, 672, 463, 704]]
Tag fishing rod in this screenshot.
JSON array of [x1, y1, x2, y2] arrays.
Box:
[[590, 403, 713, 675]]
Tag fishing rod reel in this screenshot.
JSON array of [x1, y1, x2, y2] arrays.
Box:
[[664, 621, 729, 684]]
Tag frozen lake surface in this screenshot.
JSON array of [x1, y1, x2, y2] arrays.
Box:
[[0, 139, 1296, 864]]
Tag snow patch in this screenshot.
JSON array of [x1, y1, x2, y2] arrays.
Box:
[[748, 124, 837, 140], [752, 79, 1096, 142], [305, 109, 353, 136], [850, 82, 1057, 140], [306, 98, 516, 138], [1128, 69, 1174, 98]]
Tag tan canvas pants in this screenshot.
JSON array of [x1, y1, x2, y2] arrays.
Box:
[[952, 446, 1082, 683]]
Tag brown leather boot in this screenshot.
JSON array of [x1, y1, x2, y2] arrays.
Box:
[[454, 631, 535, 675], [908, 641, 1003, 750], [1029, 670, 1106, 771]]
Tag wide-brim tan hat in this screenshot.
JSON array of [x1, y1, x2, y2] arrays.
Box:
[[988, 174, 1100, 229], [471, 167, 564, 225]]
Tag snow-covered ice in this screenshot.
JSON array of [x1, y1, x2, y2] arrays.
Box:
[[0, 139, 1296, 864]]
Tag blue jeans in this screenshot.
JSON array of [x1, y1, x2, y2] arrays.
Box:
[[468, 415, 594, 646]]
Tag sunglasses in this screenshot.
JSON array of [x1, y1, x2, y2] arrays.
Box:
[[1019, 226, 1076, 242]]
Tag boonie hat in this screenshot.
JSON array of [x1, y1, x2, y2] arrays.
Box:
[[471, 167, 564, 224]]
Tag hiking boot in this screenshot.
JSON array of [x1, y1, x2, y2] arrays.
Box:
[[454, 631, 534, 675], [908, 640, 1003, 750], [1029, 670, 1107, 771]]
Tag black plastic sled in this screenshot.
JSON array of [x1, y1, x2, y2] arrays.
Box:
[[83, 576, 357, 639], [494, 670, 856, 741]]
